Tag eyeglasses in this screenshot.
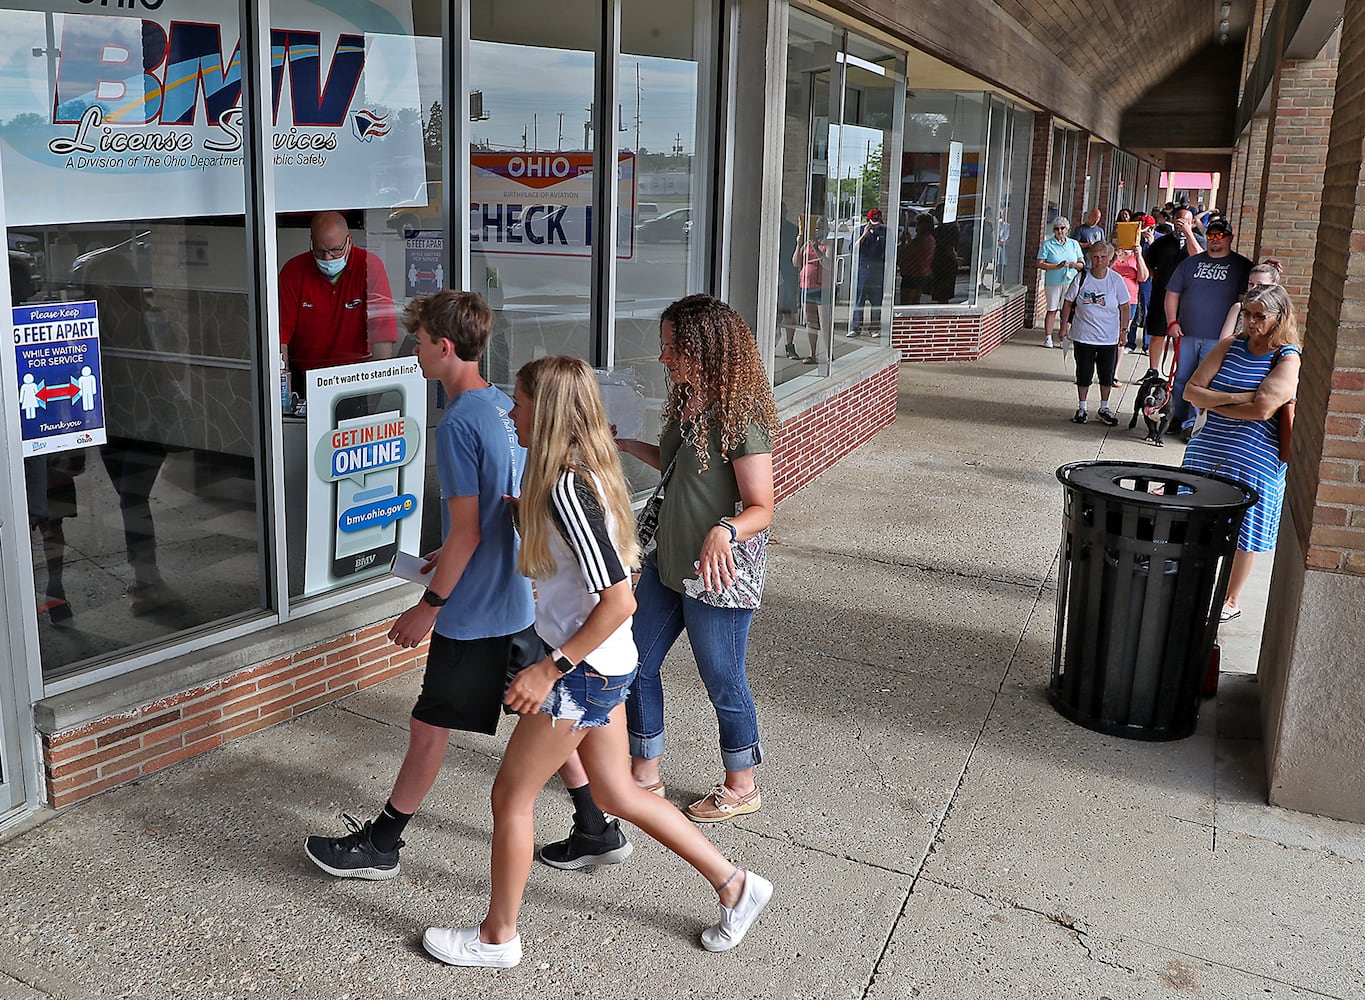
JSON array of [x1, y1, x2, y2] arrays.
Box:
[[1053, 226, 1067, 232], [1206, 230, 1231, 239], [1240, 309, 1273, 321], [311, 234, 351, 260]]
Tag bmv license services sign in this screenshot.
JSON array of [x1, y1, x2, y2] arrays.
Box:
[[13, 300, 106, 456]]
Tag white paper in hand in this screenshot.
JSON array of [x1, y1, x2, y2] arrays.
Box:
[[1061, 337, 1072, 364], [390, 551, 433, 586], [596, 369, 646, 441]]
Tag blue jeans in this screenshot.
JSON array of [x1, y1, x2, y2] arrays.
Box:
[[1171, 336, 1220, 430], [625, 561, 763, 772]]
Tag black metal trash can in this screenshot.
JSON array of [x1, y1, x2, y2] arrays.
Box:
[[1050, 462, 1257, 741]]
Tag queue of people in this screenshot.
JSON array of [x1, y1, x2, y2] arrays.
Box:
[[1039, 202, 1302, 628]]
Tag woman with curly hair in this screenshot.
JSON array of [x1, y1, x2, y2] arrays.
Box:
[[620, 294, 777, 823]]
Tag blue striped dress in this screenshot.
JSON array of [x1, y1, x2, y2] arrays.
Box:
[[1182, 339, 1300, 552]]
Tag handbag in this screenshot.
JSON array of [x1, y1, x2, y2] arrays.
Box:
[[635, 456, 676, 554], [683, 511, 769, 610], [1273, 348, 1295, 464]]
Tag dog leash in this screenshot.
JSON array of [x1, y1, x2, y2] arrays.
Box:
[[1157, 333, 1180, 381]]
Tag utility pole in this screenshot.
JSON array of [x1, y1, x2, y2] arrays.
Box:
[[557, 112, 564, 151], [634, 62, 642, 152]]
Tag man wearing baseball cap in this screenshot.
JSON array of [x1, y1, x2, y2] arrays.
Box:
[[1162, 216, 1252, 437], [848, 207, 888, 339]]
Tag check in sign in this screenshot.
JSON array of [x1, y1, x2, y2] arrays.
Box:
[[13, 299, 107, 456]]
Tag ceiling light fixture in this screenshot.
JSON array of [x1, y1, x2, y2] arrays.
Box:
[[1221, 1, 1231, 16]]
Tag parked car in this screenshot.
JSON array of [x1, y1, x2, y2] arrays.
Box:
[[636, 202, 661, 221], [635, 207, 690, 243]]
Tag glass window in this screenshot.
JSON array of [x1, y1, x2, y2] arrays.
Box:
[[468, 1, 597, 385], [775, 9, 902, 390], [617, 0, 713, 493], [1003, 105, 1033, 288], [2, 2, 261, 680], [895, 91, 986, 307], [273, 1, 442, 598]]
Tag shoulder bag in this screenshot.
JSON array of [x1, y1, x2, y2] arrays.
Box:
[[635, 456, 676, 554], [683, 506, 769, 611], [1273, 348, 1295, 464]]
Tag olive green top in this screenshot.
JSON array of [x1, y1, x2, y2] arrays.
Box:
[[653, 417, 772, 594]]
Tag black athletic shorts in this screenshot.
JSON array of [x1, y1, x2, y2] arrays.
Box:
[[412, 625, 544, 734]]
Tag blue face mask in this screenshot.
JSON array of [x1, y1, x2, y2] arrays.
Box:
[[315, 253, 346, 278]]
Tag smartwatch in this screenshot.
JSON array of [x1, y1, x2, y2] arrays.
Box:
[[421, 589, 448, 608], [714, 517, 738, 543], [550, 647, 578, 675]]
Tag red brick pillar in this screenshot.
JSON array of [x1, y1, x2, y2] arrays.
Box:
[[1255, 38, 1340, 320], [1022, 112, 1055, 329], [1258, 4, 1365, 824]]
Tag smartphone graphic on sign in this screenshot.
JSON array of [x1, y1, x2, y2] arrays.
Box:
[[332, 390, 404, 580]]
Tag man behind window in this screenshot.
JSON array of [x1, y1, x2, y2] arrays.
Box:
[[279, 211, 399, 387]]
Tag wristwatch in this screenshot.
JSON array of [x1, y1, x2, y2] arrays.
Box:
[[421, 589, 448, 608], [550, 647, 578, 675]]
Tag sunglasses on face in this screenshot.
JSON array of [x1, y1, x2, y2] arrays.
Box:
[[1053, 226, 1067, 232], [1240, 309, 1273, 321], [1207, 231, 1231, 239]]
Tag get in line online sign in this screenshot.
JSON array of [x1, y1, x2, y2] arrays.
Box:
[[13, 300, 107, 456]]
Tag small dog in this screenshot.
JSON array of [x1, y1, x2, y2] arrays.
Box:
[[1129, 367, 1172, 446]]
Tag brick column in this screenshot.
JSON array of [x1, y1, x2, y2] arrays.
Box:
[[1255, 40, 1340, 321], [1022, 112, 1055, 328], [1258, 2, 1365, 824]]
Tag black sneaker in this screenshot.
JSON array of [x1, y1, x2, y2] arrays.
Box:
[[784, 344, 800, 359], [1071, 408, 1088, 424], [304, 813, 402, 880], [1096, 408, 1119, 426], [538, 818, 634, 870]]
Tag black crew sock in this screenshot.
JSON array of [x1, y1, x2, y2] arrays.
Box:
[[567, 783, 608, 836], [370, 799, 413, 853]]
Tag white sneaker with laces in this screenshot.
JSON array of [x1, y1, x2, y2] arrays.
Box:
[[700, 871, 773, 952], [1044, 337, 1055, 348], [422, 926, 522, 968]]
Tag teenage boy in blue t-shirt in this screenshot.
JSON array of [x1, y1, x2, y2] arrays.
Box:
[[305, 290, 627, 879]]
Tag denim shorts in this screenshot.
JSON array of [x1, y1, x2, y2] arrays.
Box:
[[539, 663, 637, 731]]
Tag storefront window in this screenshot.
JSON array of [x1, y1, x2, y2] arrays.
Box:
[[975, 97, 1033, 296], [273, 1, 441, 598], [775, 8, 902, 390], [2, 2, 261, 679], [895, 91, 986, 307], [617, 0, 713, 492]]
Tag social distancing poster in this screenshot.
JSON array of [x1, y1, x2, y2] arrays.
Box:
[[13, 300, 106, 456]]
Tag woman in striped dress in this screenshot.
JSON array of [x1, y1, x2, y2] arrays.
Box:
[[1181, 283, 1302, 623]]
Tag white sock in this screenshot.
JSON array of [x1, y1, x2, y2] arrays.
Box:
[[1099, 401, 1112, 413], [1077, 401, 1088, 412]]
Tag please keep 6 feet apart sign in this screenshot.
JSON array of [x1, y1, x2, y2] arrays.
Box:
[[13, 300, 106, 456]]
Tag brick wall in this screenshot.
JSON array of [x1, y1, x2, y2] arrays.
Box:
[[1022, 112, 1055, 329], [1256, 52, 1339, 321], [772, 360, 899, 502], [41, 623, 428, 808], [39, 361, 901, 809], [1295, 2, 1365, 573], [888, 291, 1028, 363]]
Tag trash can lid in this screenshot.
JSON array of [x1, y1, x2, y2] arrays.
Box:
[[1056, 461, 1257, 512]]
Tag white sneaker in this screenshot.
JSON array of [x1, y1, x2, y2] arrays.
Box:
[[1044, 337, 1055, 349], [700, 871, 773, 952], [422, 926, 522, 968]]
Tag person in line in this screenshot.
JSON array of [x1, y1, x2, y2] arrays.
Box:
[[422, 356, 773, 969], [1181, 283, 1301, 623], [279, 211, 399, 393], [1073, 207, 1106, 265], [897, 213, 936, 305], [304, 291, 626, 882], [1060, 241, 1131, 426], [1142, 207, 1204, 363], [1036, 218, 1085, 348], [1218, 259, 1283, 339], [1110, 242, 1150, 379], [793, 225, 830, 365], [1161, 217, 1253, 437], [848, 208, 887, 339], [610, 295, 777, 824], [930, 221, 961, 303]]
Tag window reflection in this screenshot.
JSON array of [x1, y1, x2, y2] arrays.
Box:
[[1, 3, 262, 678]]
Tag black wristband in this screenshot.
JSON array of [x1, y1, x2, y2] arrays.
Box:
[[714, 518, 738, 542], [421, 589, 448, 608]]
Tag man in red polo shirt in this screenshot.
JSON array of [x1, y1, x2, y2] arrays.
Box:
[[280, 212, 399, 383]]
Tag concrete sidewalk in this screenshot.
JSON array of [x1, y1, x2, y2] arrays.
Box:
[[3, 334, 1363, 1000]]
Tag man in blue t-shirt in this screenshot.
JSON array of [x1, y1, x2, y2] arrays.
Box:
[[1164, 217, 1252, 435], [305, 290, 629, 880]]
